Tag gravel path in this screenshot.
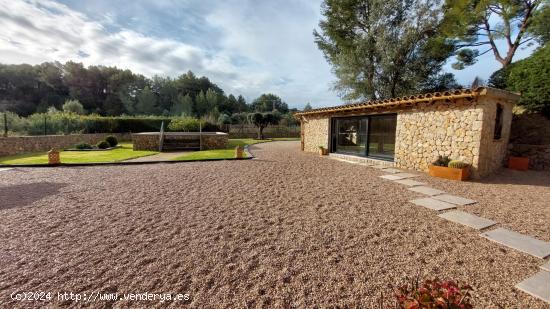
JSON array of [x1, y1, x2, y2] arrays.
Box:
[[0, 141, 548, 308]]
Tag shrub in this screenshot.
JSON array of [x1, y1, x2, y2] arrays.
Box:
[[167, 117, 218, 132], [448, 160, 469, 169], [75, 142, 93, 150], [105, 135, 118, 147], [96, 140, 110, 149], [432, 155, 451, 167], [168, 116, 201, 131], [395, 278, 473, 309]]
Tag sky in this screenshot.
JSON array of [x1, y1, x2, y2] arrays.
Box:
[[0, 0, 538, 109]]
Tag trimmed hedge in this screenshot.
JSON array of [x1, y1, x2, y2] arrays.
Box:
[[5, 114, 221, 135]]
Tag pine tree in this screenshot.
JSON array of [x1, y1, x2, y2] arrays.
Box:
[[136, 86, 157, 115]]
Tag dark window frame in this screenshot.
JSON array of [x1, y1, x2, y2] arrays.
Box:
[[494, 104, 503, 140], [329, 113, 397, 161]]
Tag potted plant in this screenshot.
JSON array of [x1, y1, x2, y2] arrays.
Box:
[[508, 149, 529, 171], [318, 145, 328, 156], [428, 156, 470, 181]]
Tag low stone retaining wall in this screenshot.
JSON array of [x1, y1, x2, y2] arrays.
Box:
[[0, 133, 131, 156], [132, 132, 228, 151], [228, 132, 300, 139], [509, 144, 550, 170]]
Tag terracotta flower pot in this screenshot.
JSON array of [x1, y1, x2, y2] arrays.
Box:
[[508, 156, 529, 171], [428, 165, 470, 181], [319, 147, 328, 156]]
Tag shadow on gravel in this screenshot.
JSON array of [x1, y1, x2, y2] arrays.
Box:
[[0, 182, 67, 210], [473, 169, 550, 188]]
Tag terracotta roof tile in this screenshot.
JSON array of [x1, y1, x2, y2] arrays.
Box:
[[295, 87, 519, 117]]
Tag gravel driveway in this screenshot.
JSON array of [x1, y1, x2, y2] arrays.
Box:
[[0, 141, 548, 308]]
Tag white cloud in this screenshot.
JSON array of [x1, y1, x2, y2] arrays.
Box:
[[0, 0, 340, 108]]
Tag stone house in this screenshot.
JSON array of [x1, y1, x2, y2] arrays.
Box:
[[295, 87, 520, 178]]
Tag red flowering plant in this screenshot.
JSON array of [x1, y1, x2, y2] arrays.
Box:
[[395, 278, 473, 309]]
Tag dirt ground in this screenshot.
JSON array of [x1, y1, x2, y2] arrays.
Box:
[[0, 141, 548, 308]]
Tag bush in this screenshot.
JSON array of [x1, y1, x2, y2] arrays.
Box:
[[105, 135, 118, 147], [167, 116, 218, 132], [448, 160, 469, 169], [96, 140, 110, 149], [75, 142, 93, 150], [395, 278, 473, 309], [432, 155, 451, 167]]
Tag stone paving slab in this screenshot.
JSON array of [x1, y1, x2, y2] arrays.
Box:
[[541, 260, 550, 272], [481, 228, 550, 259], [372, 165, 389, 169], [410, 197, 457, 211], [382, 168, 402, 174], [0, 168, 13, 172], [379, 175, 404, 181], [438, 210, 496, 230], [393, 179, 426, 187], [380, 173, 418, 181], [432, 194, 477, 205], [515, 271, 550, 303], [392, 173, 418, 179], [408, 186, 446, 196]]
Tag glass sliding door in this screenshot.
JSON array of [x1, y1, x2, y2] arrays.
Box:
[[330, 114, 397, 160], [332, 118, 367, 156], [367, 115, 397, 160]]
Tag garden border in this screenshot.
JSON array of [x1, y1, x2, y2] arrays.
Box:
[[0, 142, 265, 168]]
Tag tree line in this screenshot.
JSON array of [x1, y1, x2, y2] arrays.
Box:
[[0, 61, 297, 121]]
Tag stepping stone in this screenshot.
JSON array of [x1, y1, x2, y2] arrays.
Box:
[[372, 165, 390, 169], [379, 175, 404, 180], [394, 179, 426, 187], [382, 168, 402, 174], [541, 260, 550, 272], [481, 228, 550, 259], [0, 168, 12, 172], [432, 194, 477, 205], [392, 172, 418, 179], [515, 271, 550, 303], [438, 211, 496, 230], [380, 173, 418, 181], [408, 186, 445, 196], [410, 197, 457, 211]]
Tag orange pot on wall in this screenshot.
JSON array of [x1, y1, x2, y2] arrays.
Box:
[[508, 156, 529, 171], [428, 165, 470, 181], [319, 147, 329, 156]]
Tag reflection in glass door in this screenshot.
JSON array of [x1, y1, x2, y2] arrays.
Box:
[[368, 115, 397, 160], [332, 118, 367, 156]]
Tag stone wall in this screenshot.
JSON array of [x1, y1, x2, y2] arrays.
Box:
[[394, 98, 485, 177], [132, 134, 159, 151], [301, 115, 329, 152], [477, 97, 514, 177], [509, 144, 550, 170], [201, 134, 228, 150], [132, 132, 228, 151], [0, 133, 131, 156]]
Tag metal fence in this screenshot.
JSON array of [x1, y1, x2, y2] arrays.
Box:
[[223, 124, 301, 138]]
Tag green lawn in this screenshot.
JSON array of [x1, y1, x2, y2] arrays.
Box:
[[173, 138, 273, 161], [0, 142, 158, 165]]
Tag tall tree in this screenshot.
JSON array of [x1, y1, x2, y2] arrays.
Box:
[[251, 93, 289, 113], [171, 94, 193, 116], [236, 95, 248, 113], [441, 0, 544, 69], [136, 86, 157, 115], [194, 91, 208, 116], [314, 0, 454, 100]]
